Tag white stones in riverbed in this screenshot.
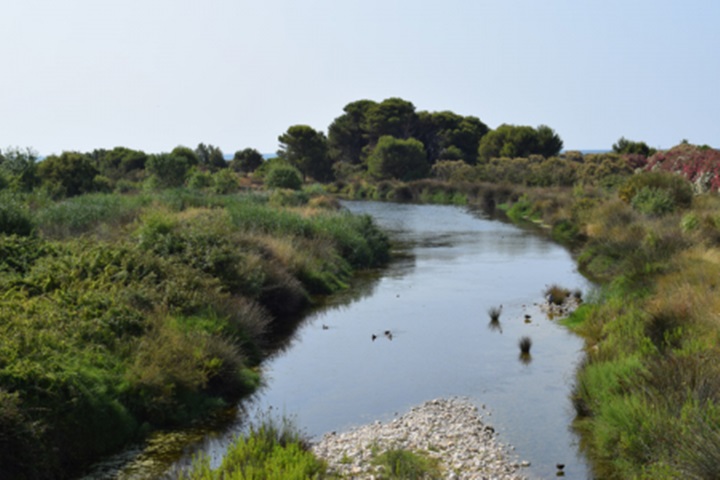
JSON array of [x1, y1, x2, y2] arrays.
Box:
[[311, 397, 528, 479]]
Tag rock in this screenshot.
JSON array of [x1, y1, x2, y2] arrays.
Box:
[[311, 397, 528, 479]]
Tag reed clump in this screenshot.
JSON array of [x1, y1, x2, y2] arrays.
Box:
[[179, 415, 327, 480], [518, 336, 532, 354], [487, 305, 502, 322]]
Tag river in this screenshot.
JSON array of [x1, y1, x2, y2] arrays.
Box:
[[83, 201, 592, 479]]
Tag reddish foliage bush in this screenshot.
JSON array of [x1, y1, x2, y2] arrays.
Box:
[[645, 144, 720, 193]]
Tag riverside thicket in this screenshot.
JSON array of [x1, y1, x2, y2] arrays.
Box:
[[0, 188, 389, 479]]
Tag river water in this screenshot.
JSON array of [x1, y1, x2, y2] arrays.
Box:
[[84, 201, 593, 479]]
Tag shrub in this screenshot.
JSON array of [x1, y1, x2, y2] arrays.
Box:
[[211, 168, 239, 194], [37, 151, 100, 198], [187, 169, 213, 189], [180, 415, 326, 480], [367, 136, 429, 181], [372, 448, 443, 479], [0, 193, 34, 236], [630, 186, 676, 216], [645, 142, 720, 193], [265, 164, 303, 190], [545, 284, 571, 306], [618, 171, 693, 209], [146, 152, 191, 188]]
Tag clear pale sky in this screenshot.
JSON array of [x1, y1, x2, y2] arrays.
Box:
[[1, 0, 718, 156]]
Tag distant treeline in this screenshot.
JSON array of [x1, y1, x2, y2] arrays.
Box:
[[2, 97, 718, 198]]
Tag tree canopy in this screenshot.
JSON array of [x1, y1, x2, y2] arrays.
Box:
[[612, 137, 654, 157], [38, 151, 100, 197], [327, 99, 377, 165], [478, 124, 563, 163], [231, 148, 264, 173], [195, 143, 227, 171], [367, 136, 429, 181], [278, 125, 332, 181]]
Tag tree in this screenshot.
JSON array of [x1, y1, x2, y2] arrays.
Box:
[[478, 124, 563, 163], [363, 98, 419, 145], [93, 146, 148, 181], [416, 111, 489, 164], [327, 99, 377, 164], [170, 146, 199, 168], [367, 136, 429, 181], [38, 151, 100, 197], [0, 147, 40, 192], [612, 137, 654, 157], [535, 125, 564, 158], [230, 148, 264, 173], [277, 125, 332, 181], [145, 151, 191, 188], [195, 143, 227, 171], [265, 163, 303, 190]]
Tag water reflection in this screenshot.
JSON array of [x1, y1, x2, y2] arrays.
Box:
[[488, 318, 503, 333], [519, 352, 533, 365]]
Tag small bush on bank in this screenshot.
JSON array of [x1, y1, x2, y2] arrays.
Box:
[[630, 186, 676, 216], [265, 164, 303, 190], [545, 284, 571, 306], [372, 448, 443, 480], [618, 171, 693, 210], [180, 416, 327, 480]]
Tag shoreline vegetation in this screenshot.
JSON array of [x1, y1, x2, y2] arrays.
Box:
[[2, 96, 720, 478], [0, 188, 390, 479]]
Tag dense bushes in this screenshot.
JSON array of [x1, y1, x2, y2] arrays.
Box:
[[618, 171, 693, 213], [0, 190, 389, 479], [0, 193, 34, 236]]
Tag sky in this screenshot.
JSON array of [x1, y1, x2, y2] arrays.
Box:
[[1, 0, 718, 156]]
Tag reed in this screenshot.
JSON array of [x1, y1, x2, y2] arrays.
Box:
[[518, 336, 532, 354], [487, 305, 502, 322]]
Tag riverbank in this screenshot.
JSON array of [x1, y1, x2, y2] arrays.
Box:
[[0, 190, 391, 479], [312, 398, 528, 479]]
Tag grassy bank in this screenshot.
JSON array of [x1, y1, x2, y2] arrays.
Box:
[[335, 174, 720, 479], [475, 180, 720, 479], [0, 189, 389, 479]]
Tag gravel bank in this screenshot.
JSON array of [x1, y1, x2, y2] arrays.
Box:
[[311, 398, 529, 479]]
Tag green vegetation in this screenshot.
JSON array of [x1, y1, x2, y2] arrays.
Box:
[[477, 124, 563, 163], [180, 416, 327, 480], [371, 448, 443, 479], [329, 139, 720, 478], [278, 124, 333, 182], [367, 136, 429, 181], [3, 100, 719, 479], [0, 185, 389, 479], [518, 336, 532, 354], [487, 305, 502, 322], [265, 163, 303, 190]]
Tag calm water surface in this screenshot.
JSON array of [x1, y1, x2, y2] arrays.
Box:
[[87, 201, 593, 479]]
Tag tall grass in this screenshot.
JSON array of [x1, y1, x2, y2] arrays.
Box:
[[179, 416, 326, 480], [371, 448, 443, 479], [34, 192, 150, 238]]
